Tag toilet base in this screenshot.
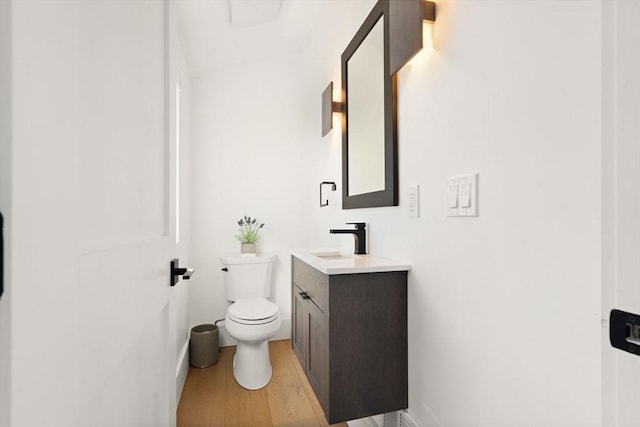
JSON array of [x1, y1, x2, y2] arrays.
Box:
[[233, 340, 273, 390]]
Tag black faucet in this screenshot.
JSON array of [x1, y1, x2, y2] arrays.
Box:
[[329, 222, 367, 255]]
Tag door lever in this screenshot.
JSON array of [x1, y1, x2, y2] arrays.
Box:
[[170, 259, 194, 287]]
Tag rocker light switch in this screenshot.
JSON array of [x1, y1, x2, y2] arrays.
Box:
[[447, 173, 478, 217], [459, 183, 472, 208], [448, 184, 459, 208]]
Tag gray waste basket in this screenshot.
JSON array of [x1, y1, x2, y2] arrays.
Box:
[[189, 324, 219, 368]]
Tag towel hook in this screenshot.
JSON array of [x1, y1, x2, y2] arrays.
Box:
[[320, 181, 337, 207]]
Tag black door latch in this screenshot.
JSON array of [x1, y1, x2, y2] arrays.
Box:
[[610, 309, 640, 356]]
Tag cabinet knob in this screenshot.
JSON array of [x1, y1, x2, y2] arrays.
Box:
[[298, 291, 311, 300]]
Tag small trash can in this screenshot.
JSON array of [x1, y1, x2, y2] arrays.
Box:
[[189, 324, 219, 368]]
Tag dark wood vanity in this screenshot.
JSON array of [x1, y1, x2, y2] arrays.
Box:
[[291, 255, 408, 423]]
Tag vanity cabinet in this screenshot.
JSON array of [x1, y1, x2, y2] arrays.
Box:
[[291, 256, 408, 424]]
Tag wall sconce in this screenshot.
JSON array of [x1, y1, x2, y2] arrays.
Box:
[[423, 0, 436, 22], [321, 82, 343, 137], [389, 0, 436, 75]]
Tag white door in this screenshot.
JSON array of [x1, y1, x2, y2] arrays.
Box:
[[603, 1, 640, 426], [1, 1, 178, 426], [0, 1, 11, 425]]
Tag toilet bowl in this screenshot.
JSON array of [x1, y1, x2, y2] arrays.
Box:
[[220, 254, 280, 390], [225, 298, 281, 390]]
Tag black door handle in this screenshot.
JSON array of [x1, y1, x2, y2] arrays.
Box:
[[170, 258, 194, 287]]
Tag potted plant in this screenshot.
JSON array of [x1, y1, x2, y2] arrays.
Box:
[[235, 216, 264, 256]]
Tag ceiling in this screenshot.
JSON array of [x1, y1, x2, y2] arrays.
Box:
[[174, 0, 374, 77]]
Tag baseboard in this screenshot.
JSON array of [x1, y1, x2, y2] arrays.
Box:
[[346, 410, 423, 427], [397, 410, 421, 427], [218, 317, 291, 347], [347, 414, 383, 427], [175, 340, 190, 404], [417, 400, 443, 427]]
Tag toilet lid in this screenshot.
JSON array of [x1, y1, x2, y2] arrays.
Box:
[[227, 298, 279, 325]]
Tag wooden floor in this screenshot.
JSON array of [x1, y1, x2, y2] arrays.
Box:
[[177, 339, 347, 427]]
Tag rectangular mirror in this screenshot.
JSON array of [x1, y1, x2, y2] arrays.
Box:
[[341, 0, 398, 209]]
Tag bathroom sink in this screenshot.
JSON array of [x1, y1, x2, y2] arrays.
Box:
[[290, 248, 411, 275], [310, 251, 356, 260]]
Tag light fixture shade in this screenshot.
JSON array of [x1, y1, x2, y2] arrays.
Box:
[[389, 0, 436, 75], [322, 81, 344, 137], [322, 82, 333, 136]]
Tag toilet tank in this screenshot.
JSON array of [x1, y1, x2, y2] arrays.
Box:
[[220, 254, 275, 301]]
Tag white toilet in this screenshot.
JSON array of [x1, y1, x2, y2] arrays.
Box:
[[221, 254, 281, 390]]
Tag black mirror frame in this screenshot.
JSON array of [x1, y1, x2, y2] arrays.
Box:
[[341, 0, 398, 209]]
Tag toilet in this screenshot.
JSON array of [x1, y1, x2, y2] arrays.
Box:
[[221, 254, 281, 390]]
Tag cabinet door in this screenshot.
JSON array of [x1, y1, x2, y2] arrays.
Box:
[[306, 300, 329, 413], [292, 286, 305, 365]]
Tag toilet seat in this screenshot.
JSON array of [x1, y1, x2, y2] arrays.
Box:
[[227, 298, 279, 325]]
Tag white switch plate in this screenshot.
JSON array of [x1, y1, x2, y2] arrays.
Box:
[[447, 173, 479, 217], [408, 185, 420, 218]]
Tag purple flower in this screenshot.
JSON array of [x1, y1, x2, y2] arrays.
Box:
[[235, 216, 266, 244]]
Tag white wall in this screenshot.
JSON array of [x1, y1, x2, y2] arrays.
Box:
[[400, 3, 601, 424], [184, 1, 378, 346], [188, 0, 602, 425], [188, 52, 309, 344], [302, 1, 603, 425]]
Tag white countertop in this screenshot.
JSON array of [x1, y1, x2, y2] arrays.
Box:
[[290, 248, 411, 275]]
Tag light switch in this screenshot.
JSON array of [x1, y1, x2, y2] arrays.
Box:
[[447, 184, 459, 208], [447, 173, 479, 217], [459, 183, 472, 208]]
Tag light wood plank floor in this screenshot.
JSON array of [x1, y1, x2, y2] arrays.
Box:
[[177, 339, 347, 427]]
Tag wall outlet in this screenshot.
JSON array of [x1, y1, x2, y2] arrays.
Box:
[[408, 185, 420, 218]]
